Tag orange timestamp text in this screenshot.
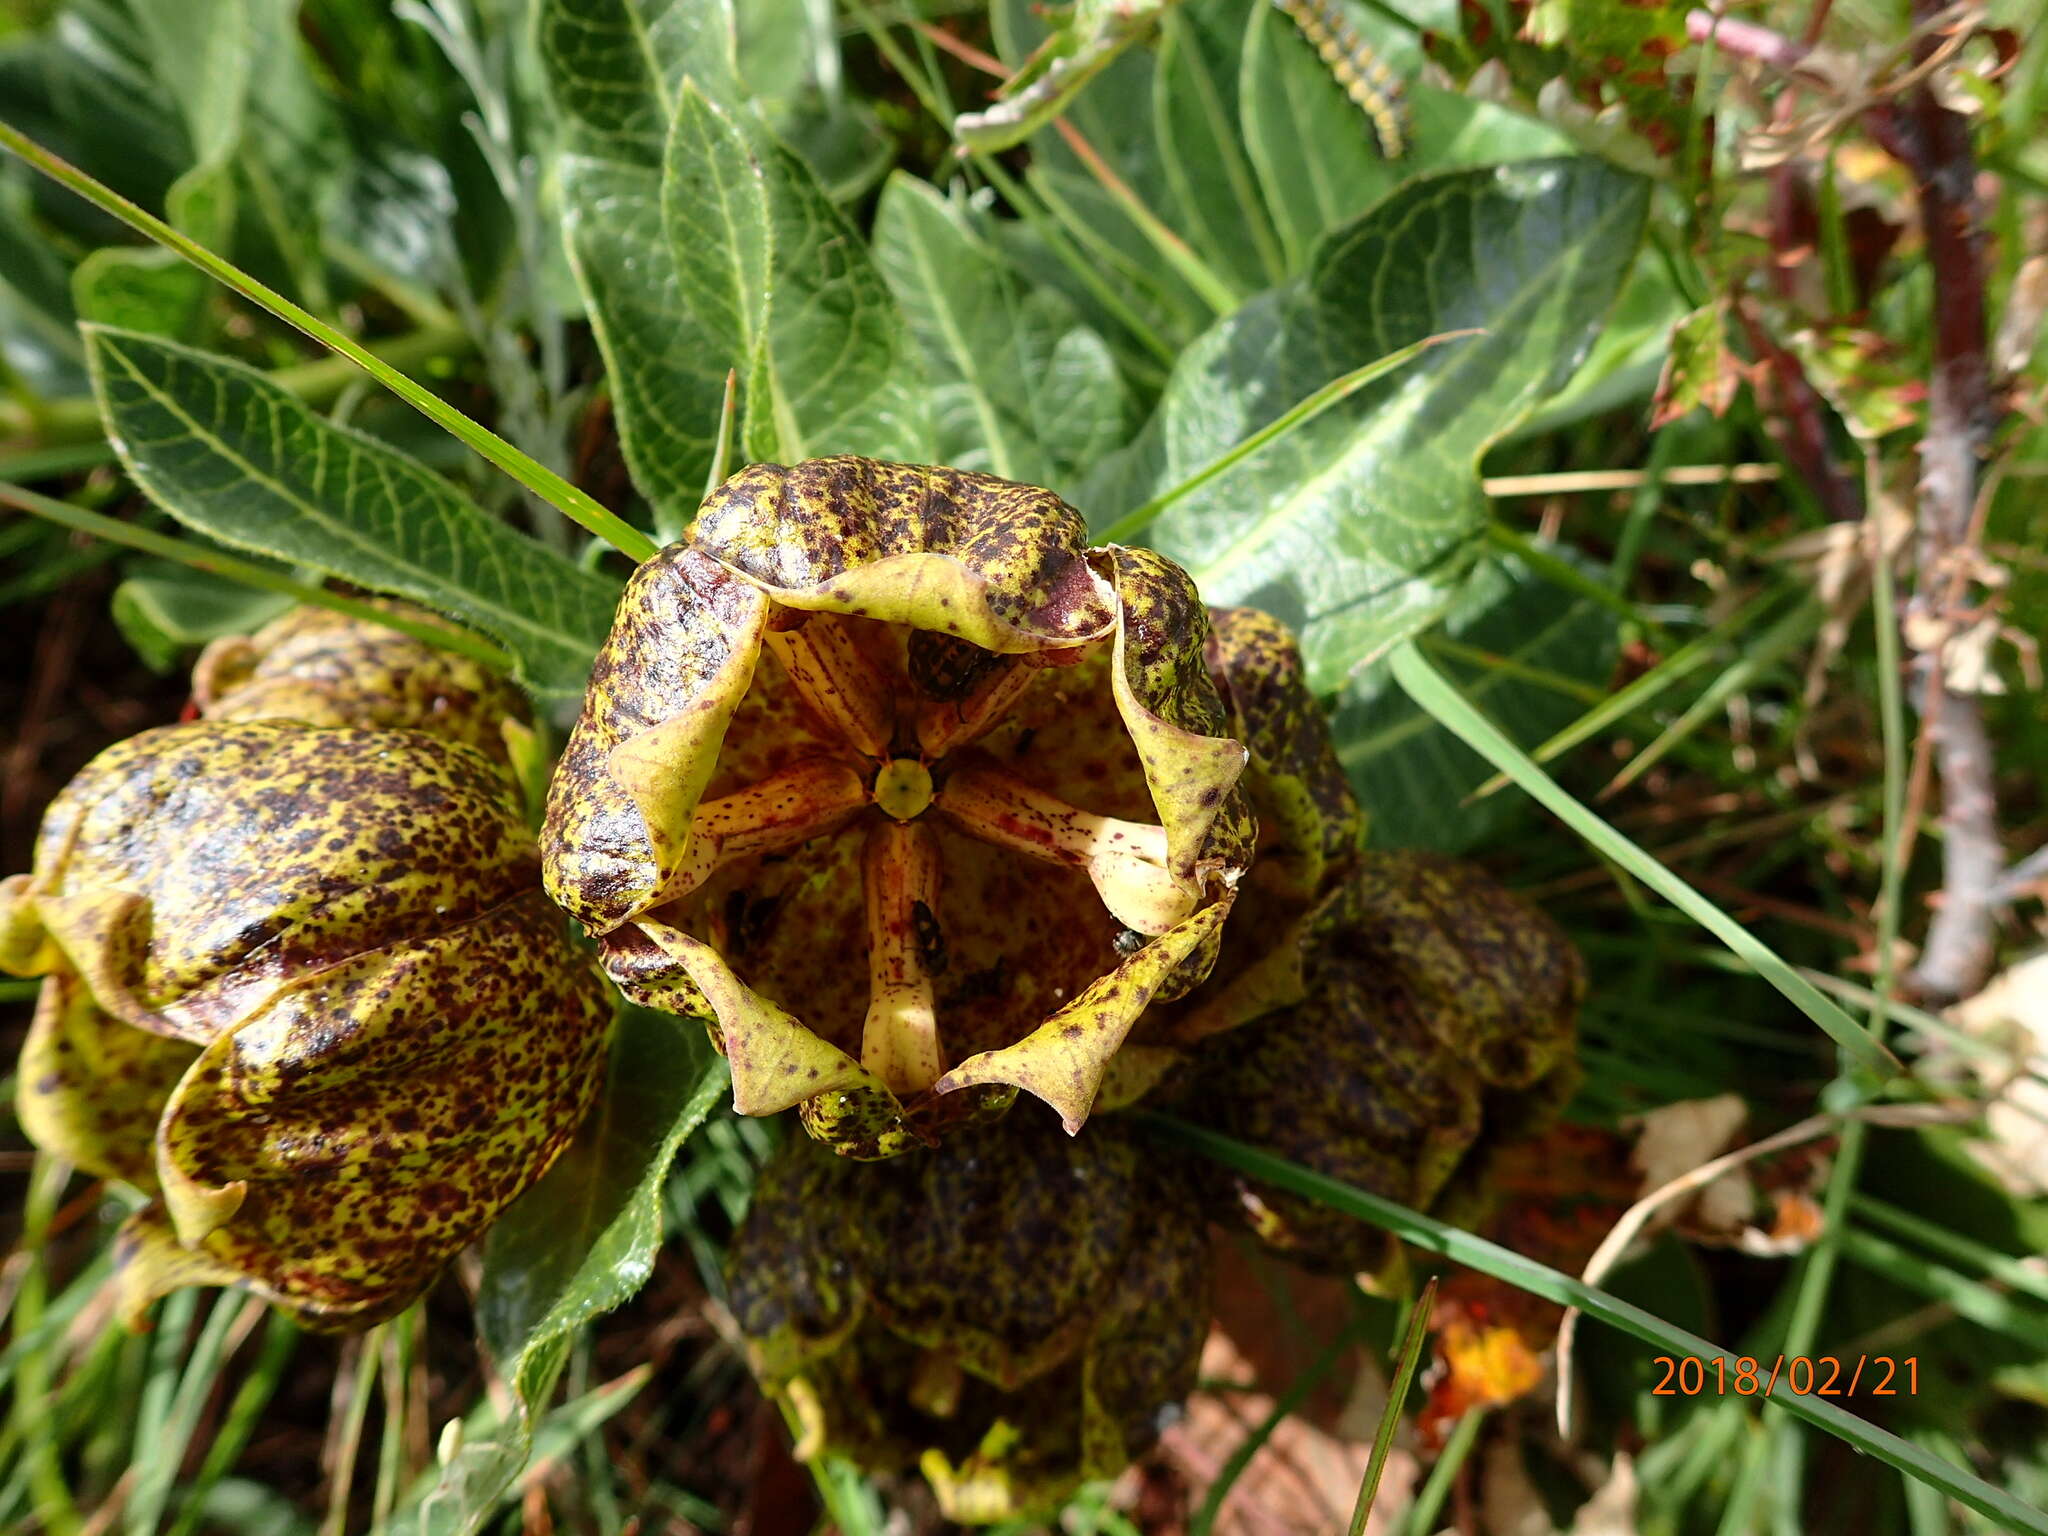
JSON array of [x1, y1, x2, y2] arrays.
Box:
[[1651, 1355, 1918, 1398]]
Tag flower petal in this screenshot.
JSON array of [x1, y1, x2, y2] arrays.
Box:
[[692, 458, 1116, 651], [542, 546, 772, 933], [148, 890, 609, 1324], [1099, 548, 1254, 897], [1205, 605, 1363, 903], [27, 721, 538, 1041], [16, 966, 196, 1188], [934, 898, 1233, 1133]]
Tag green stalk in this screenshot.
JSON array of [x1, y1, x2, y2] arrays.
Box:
[[1349, 1275, 1438, 1536], [0, 480, 513, 671], [0, 119, 654, 562]]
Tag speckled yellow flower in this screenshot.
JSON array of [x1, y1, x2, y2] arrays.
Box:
[[0, 716, 609, 1330], [727, 1111, 1211, 1523], [541, 456, 1256, 1157]]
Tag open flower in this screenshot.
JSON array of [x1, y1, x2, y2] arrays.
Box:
[[728, 1111, 1211, 1523], [541, 457, 1254, 1156], [1, 719, 609, 1329], [1183, 849, 1584, 1277]]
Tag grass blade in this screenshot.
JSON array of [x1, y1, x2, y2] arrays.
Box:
[[1349, 1275, 1437, 1536], [1098, 336, 1472, 545], [0, 118, 655, 563], [1387, 639, 1896, 1076], [1138, 1114, 2048, 1536]]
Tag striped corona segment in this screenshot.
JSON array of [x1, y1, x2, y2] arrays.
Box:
[[1273, 0, 1409, 159]]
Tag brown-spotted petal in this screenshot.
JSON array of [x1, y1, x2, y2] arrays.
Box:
[[542, 547, 774, 933], [933, 897, 1232, 1133], [194, 602, 527, 764], [24, 721, 537, 1042], [1204, 604, 1362, 904], [1098, 549, 1253, 901], [146, 890, 609, 1329], [691, 458, 1116, 652], [16, 965, 197, 1188]]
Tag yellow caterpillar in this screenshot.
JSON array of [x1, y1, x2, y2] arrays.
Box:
[[1272, 0, 1409, 159]]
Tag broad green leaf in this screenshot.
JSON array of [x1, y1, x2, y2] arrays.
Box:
[[1154, 0, 1286, 292], [1335, 554, 1619, 852], [542, 0, 738, 520], [111, 559, 295, 673], [1114, 158, 1648, 694], [538, 0, 737, 164], [132, 0, 251, 168], [83, 326, 618, 711], [559, 155, 731, 522], [873, 173, 1127, 498], [658, 82, 931, 465], [478, 1007, 728, 1411]]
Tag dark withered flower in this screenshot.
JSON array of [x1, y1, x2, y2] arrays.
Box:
[[1183, 848, 1585, 1277], [0, 719, 609, 1329], [541, 456, 1257, 1157], [727, 1111, 1211, 1522]]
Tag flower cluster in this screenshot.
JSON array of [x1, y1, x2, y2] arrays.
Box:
[[6, 459, 1584, 1517]]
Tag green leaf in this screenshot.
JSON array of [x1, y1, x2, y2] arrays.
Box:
[[478, 1006, 728, 1413], [1336, 553, 1619, 851], [110, 559, 295, 673], [873, 173, 1127, 498], [1154, 0, 1286, 293], [83, 325, 617, 711], [540, 0, 738, 523], [1118, 158, 1649, 688], [538, 0, 737, 164], [1240, 2, 1575, 271], [660, 89, 930, 464], [559, 155, 732, 522]]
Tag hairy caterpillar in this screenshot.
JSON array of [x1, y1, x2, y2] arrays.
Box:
[[1272, 0, 1409, 159]]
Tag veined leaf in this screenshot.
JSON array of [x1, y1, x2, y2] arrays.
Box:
[[1335, 553, 1620, 852], [660, 88, 930, 464], [559, 155, 731, 523], [1115, 158, 1647, 695], [543, 0, 737, 522], [84, 325, 617, 711], [538, 0, 737, 165], [1155, 0, 1286, 293], [873, 173, 1126, 498], [478, 1006, 728, 1412]]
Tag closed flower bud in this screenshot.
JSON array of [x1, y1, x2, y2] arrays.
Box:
[[1185, 849, 1583, 1276], [542, 456, 1256, 1157], [727, 1112, 1211, 1522], [1, 720, 610, 1329]]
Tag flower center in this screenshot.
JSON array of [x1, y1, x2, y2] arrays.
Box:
[[873, 758, 934, 822]]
